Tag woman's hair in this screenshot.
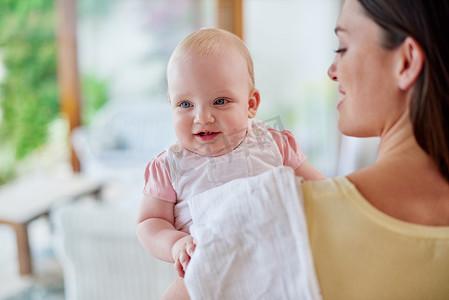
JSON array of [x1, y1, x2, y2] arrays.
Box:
[[358, 0, 449, 181], [168, 28, 255, 90]]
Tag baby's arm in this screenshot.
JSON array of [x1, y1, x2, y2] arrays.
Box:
[[294, 161, 326, 180], [268, 127, 325, 181], [136, 194, 195, 277]]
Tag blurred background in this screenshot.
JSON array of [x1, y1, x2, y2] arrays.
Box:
[[0, 0, 378, 299], [0, 0, 341, 185]]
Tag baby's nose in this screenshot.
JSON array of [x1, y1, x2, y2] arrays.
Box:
[[194, 108, 214, 124]]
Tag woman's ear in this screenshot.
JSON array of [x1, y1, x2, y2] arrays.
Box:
[[248, 89, 261, 118], [397, 36, 425, 91]]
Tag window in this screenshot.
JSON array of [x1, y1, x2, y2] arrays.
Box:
[[77, 0, 217, 103], [244, 0, 340, 175]]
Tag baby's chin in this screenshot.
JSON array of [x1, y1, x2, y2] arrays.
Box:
[[190, 146, 232, 157], [179, 132, 247, 157], [186, 142, 238, 157]]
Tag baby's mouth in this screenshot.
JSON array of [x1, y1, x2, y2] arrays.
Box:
[[194, 131, 220, 141], [196, 131, 214, 136]]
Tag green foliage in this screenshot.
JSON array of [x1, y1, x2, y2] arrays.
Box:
[[81, 74, 108, 125], [0, 0, 110, 185], [0, 0, 58, 184]]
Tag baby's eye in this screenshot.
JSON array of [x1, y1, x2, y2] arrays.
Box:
[[214, 98, 228, 105], [179, 101, 192, 108]]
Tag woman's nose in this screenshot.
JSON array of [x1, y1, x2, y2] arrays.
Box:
[[194, 108, 214, 124], [328, 59, 338, 81]]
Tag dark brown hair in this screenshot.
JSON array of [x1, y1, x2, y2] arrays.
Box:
[[359, 0, 449, 181]]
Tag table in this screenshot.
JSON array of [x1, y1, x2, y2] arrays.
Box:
[[0, 173, 102, 276]]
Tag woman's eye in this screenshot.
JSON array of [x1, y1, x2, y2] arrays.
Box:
[[214, 98, 228, 105], [179, 101, 192, 108], [334, 48, 347, 55]]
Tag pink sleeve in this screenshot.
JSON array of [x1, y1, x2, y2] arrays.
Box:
[[142, 151, 177, 202], [268, 128, 306, 170]]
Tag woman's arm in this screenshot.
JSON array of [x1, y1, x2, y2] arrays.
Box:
[[295, 161, 326, 180]]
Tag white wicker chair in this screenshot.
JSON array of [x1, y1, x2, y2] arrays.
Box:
[[70, 99, 175, 188], [51, 99, 177, 299], [51, 203, 176, 300]]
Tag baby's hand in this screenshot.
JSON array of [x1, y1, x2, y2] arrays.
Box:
[[171, 235, 196, 278]]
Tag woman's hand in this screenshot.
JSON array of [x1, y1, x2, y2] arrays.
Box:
[[171, 235, 196, 278]]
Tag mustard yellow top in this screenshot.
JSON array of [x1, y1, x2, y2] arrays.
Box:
[[302, 177, 449, 300]]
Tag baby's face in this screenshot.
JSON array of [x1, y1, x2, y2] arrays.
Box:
[[167, 48, 258, 157]]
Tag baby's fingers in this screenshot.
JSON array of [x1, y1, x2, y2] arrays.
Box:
[[174, 259, 185, 278], [179, 250, 191, 271], [186, 241, 196, 256]]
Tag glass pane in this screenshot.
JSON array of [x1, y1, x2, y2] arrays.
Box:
[[244, 0, 340, 176], [74, 0, 219, 184], [77, 0, 216, 108]]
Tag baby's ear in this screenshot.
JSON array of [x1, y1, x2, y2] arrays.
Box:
[[248, 89, 260, 118]]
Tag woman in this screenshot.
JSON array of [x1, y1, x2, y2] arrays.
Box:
[[303, 0, 449, 298], [159, 0, 449, 298]]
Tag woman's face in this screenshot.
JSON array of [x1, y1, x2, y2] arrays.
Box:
[[328, 0, 406, 137]]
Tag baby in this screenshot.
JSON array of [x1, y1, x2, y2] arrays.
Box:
[[136, 28, 324, 298]]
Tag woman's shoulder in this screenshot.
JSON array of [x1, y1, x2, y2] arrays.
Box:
[[301, 176, 358, 203], [302, 172, 449, 238], [347, 163, 449, 226]]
